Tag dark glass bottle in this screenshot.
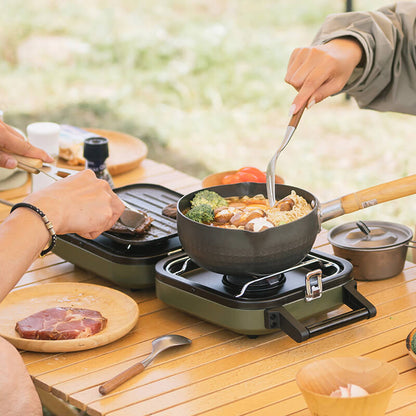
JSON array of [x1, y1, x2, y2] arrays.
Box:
[[83, 136, 114, 188]]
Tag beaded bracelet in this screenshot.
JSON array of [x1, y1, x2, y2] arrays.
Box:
[[10, 202, 57, 256]]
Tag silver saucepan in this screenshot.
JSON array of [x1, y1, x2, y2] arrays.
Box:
[[177, 175, 416, 277]]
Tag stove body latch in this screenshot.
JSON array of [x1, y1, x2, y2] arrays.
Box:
[[304, 269, 323, 302]]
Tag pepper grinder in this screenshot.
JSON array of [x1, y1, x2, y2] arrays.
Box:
[[83, 136, 114, 188]]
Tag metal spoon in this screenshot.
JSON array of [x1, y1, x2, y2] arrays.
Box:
[[99, 334, 192, 395], [266, 104, 305, 207]]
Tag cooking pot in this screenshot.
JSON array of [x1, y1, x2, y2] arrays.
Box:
[[328, 220, 415, 281], [177, 174, 416, 277]]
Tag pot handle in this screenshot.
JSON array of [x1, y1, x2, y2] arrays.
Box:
[[265, 280, 376, 342], [320, 174, 416, 222]]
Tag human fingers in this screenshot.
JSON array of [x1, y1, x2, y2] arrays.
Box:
[[0, 122, 54, 163], [290, 64, 346, 114], [286, 48, 336, 113]]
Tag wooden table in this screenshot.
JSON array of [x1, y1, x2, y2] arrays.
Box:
[[1, 156, 416, 415]]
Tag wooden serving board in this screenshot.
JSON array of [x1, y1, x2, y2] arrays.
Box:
[[57, 128, 148, 176], [0, 283, 139, 352]]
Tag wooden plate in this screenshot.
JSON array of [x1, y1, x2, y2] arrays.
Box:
[[57, 128, 148, 176], [0, 283, 139, 352], [202, 170, 284, 188]]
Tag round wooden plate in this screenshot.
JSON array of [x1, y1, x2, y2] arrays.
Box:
[[0, 283, 139, 352], [57, 128, 148, 176]]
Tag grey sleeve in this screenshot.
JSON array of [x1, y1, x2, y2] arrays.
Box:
[[313, 2, 416, 115]]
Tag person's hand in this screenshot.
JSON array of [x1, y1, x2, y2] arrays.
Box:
[[0, 121, 54, 168], [285, 38, 363, 113], [24, 170, 125, 239]]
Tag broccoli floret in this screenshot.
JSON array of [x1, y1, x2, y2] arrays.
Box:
[[186, 204, 214, 223], [190, 190, 228, 210]]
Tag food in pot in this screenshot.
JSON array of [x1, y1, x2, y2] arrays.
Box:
[[15, 307, 107, 340], [185, 190, 228, 223], [191, 190, 228, 209], [185, 189, 311, 230]]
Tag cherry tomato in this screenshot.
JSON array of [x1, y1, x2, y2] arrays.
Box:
[[222, 173, 240, 184], [237, 167, 266, 182], [235, 172, 258, 182], [222, 171, 258, 184]]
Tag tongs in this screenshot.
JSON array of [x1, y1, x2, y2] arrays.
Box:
[[13, 154, 147, 229]]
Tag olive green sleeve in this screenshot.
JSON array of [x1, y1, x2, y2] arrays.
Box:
[[313, 2, 416, 115]]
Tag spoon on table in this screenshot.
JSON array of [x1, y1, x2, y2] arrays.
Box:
[[99, 334, 192, 395], [8, 154, 148, 229], [266, 104, 306, 207]]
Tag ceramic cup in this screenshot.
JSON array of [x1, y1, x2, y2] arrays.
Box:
[[27, 122, 60, 158]]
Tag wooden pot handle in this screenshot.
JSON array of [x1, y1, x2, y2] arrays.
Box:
[[99, 361, 145, 395], [340, 174, 416, 214]]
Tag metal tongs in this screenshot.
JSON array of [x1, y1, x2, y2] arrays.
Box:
[[13, 154, 147, 229]]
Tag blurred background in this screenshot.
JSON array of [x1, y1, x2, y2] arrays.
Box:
[[0, 0, 414, 230]]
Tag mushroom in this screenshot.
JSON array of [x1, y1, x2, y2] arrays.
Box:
[[244, 217, 274, 232], [230, 209, 265, 227], [275, 197, 295, 211], [214, 207, 235, 224]]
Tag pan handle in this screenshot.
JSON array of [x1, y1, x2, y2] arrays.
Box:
[[265, 280, 376, 343], [320, 174, 416, 222]]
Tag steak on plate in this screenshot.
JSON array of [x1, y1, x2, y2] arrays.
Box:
[[15, 307, 107, 340]]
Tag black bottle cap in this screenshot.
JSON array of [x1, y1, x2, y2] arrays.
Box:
[[83, 137, 109, 162]]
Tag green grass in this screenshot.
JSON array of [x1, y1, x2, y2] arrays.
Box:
[[1, 0, 414, 230]]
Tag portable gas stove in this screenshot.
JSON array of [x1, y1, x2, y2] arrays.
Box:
[[155, 250, 376, 342], [53, 184, 183, 289]]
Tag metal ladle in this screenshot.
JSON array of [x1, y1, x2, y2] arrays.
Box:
[[266, 104, 305, 207], [99, 334, 192, 395]]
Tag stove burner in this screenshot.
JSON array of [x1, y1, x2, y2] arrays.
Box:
[[222, 274, 286, 298]]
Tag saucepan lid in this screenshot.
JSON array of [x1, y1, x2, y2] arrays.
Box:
[[328, 220, 413, 250]]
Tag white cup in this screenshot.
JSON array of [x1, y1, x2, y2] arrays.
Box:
[[26, 122, 60, 158]]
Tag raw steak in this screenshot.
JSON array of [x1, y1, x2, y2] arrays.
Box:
[[15, 307, 107, 340]]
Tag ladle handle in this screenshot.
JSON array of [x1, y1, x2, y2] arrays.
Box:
[[340, 174, 416, 214], [99, 361, 145, 395], [288, 104, 306, 128]]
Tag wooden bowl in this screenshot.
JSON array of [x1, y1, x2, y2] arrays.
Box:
[[406, 327, 416, 363], [296, 357, 398, 416], [202, 170, 284, 188]]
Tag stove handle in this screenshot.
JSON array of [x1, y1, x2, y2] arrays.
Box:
[[265, 280, 377, 343]]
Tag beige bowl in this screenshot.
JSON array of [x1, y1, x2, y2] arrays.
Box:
[[296, 357, 398, 416], [202, 170, 284, 188]]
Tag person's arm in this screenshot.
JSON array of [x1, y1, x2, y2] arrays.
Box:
[[0, 169, 125, 301], [286, 2, 416, 115]]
